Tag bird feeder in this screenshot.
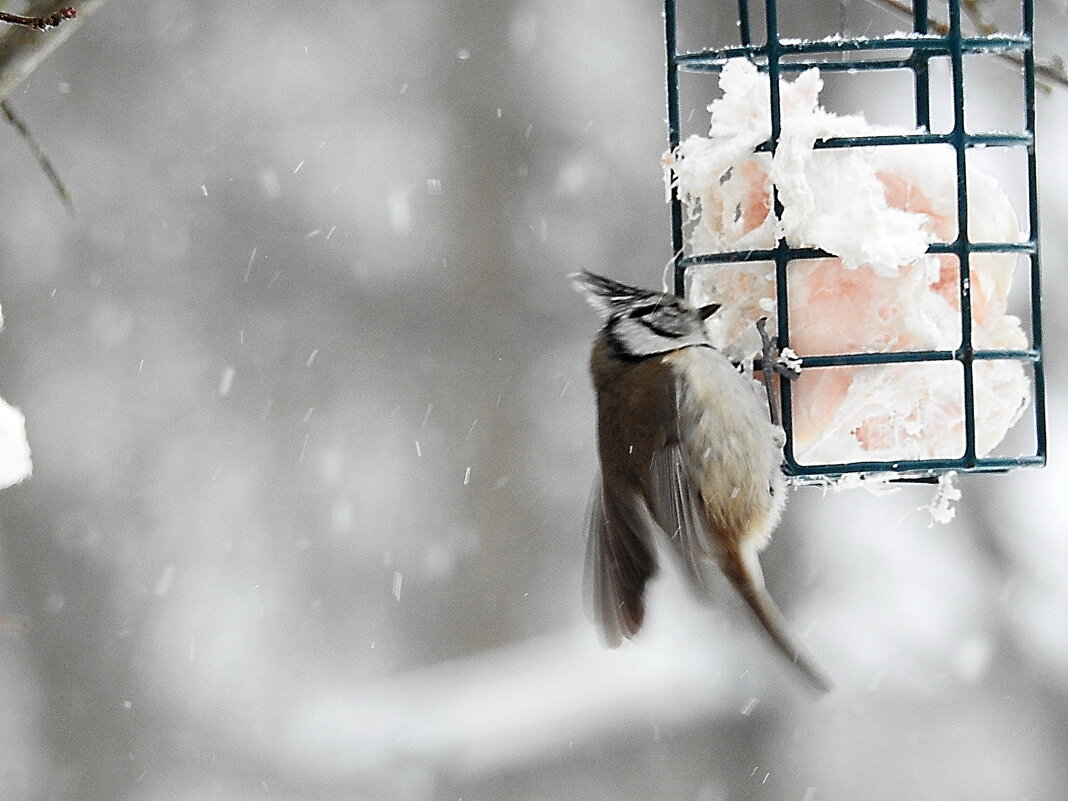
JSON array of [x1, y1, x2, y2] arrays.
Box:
[[663, 0, 1046, 482]]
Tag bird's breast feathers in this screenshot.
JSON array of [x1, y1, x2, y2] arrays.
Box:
[[663, 346, 787, 543]]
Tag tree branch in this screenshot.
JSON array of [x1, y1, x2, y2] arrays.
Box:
[[2, 99, 73, 209], [0, 0, 109, 104], [872, 0, 1068, 91], [0, 7, 76, 31]]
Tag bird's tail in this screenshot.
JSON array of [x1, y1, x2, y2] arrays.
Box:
[[722, 546, 833, 693]]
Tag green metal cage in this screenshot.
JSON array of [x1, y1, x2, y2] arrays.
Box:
[[664, 0, 1047, 481]]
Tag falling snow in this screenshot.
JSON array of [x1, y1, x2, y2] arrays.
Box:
[[0, 5, 1063, 801], [218, 366, 236, 397]]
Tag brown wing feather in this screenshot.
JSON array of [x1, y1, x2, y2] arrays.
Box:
[[583, 475, 659, 647]]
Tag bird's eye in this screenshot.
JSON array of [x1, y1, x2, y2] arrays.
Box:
[[697, 303, 721, 320], [628, 303, 663, 318]]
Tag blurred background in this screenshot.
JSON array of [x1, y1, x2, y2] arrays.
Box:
[[0, 1, 1066, 799]]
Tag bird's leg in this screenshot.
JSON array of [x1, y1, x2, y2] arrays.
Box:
[[754, 317, 800, 428]]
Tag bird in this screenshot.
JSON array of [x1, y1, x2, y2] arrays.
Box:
[[573, 269, 830, 692]]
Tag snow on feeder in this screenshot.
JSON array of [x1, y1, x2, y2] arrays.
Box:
[[662, 0, 1046, 482]]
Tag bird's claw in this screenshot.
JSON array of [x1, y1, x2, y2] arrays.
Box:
[[755, 317, 801, 381]]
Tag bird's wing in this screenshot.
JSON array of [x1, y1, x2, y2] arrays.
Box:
[[648, 443, 717, 598], [583, 474, 659, 647]]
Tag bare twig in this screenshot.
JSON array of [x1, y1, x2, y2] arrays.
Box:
[[0, 0, 109, 104], [2, 99, 73, 210], [961, 0, 997, 37], [872, 0, 1068, 91], [0, 7, 76, 30], [0, 1, 107, 208]]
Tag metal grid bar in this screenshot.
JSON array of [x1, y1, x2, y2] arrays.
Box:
[[1022, 0, 1049, 467], [674, 34, 1029, 69], [663, 0, 1046, 480]]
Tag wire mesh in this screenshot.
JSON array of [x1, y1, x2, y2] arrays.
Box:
[[664, 0, 1046, 481]]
